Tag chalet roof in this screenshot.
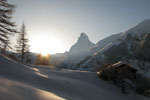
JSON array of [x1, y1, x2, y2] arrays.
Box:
[[109, 61, 137, 71]]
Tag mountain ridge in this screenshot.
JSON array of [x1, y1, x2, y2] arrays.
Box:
[[76, 19, 150, 73], [50, 19, 150, 73]]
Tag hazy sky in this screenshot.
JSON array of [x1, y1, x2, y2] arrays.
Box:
[[8, 0, 150, 54]]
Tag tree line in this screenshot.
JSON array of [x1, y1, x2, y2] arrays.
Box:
[[0, 0, 29, 63], [0, 0, 50, 66]]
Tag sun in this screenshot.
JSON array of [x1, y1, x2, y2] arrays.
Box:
[[41, 51, 49, 56], [29, 34, 65, 55]]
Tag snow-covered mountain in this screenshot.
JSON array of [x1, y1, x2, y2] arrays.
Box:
[[50, 19, 150, 73], [77, 19, 150, 72], [91, 33, 122, 53], [69, 33, 95, 54], [123, 19, 150, 38], [92, 19, 150, 55], [51, 33, 95, 69]]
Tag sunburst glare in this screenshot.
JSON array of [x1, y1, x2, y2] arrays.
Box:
[[30, 34, 65, 55]]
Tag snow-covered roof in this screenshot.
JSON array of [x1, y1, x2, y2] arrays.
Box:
[[111, 61, 137, 70]]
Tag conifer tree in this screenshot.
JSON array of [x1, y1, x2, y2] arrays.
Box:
[[16, 23, 30, 61], [0, 0, 17, 49], [25, 45, 30, 63]]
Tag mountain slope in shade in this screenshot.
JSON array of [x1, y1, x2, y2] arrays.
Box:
[[123, 19, 150, 38], [0, 55, 149, 100], [135, 34, 150, 61]]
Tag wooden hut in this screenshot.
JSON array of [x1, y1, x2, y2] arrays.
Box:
[[109, 61, 137, 73]]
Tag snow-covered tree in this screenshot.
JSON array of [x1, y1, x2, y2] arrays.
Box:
[[0, 0, 17, 49]]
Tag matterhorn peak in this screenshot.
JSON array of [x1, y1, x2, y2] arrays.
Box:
[[80, 32, 88, 38], [69, 33, 95, 53], [77, 32, 90, 43]]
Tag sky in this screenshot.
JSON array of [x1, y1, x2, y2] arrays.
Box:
[[8, 0, 150, 54]]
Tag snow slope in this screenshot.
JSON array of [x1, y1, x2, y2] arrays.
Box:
[[123, 19, 150, 38], [92, 33, 122, 53], [0, 55, 149, 100]]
